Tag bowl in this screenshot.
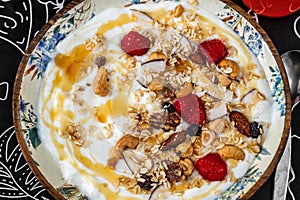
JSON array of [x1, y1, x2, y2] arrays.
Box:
[[13, 0, 291, 199]]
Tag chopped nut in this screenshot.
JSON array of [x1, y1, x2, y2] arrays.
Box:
[[176, 82, 194, 98], [166, 162, 185, 183], [93, 67, 110, 96], [148, 78, 164, 92], [173, 4, 184, 18], [217, 145, 245, 160], [116, 134, 139, 151], [218, 74, 232, 87], [161, 131, 187, 151], [208, 118, 227, 134], [217, 59, 240, 78], [150, 112, 181, 131], [189, 53, 204, 65], [176, 141, 193, 157], [149, 51, 168, 61]]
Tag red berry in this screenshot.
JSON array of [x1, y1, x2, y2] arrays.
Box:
[[173, 94, 206, 125], [198, 39, 228, 64], [121, 31, 151, 56], [195, 153, 227, 181]]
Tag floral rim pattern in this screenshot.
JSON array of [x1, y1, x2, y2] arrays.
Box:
[[15, 0, 288, 199]]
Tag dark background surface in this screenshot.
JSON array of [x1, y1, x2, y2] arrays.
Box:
[[0, 0, 299, 199]]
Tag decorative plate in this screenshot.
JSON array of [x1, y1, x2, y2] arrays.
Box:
[[13, 0, 291, 199]]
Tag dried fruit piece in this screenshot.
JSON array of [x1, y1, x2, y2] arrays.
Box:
[[161, 102, 176, 113], [121, 31, 151, 56], [173, 94, 206, 125], [195, 153, 227, 181], [250, 121, 262, 138], [198, 39, 228, 64], [95, 56, 106, 68], [229, 111, 251, 137], [186, 124, 202, 136], [217, 145, 245, 160], [138, 174, 157, 191], [161, 131, 187, 150]]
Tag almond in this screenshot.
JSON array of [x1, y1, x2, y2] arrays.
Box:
[[229, 111, 251, 137]]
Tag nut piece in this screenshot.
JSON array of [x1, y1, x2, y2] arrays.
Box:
[[161, 131, 187, 151], [189, 53, 204, 65], [176, 141, 193, 157], [115, 134, 139, 151], [150, 112, 181, 131], [166, 162, 186, 183], [173, 4, 184, 17], [218, 59, 240, 78], [218, 74, 232, 87], [149, 51, 168, 61], [148, 78, 164, 92], [93, 67, 110, 96], [208, 118, 227, 134], [176, 82, 194, 98], [179, 158, 194, 176], [229, 111, 251, 137], [217, 145, 245, 160]]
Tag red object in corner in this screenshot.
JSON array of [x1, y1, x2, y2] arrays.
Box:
[[242, 0, 300, 18]]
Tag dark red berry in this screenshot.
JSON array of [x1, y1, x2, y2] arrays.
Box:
[[173, 94, 206, 125], [198, 39, 228, 64], [195, 153, 227, 181], [121, 31, 151, 56]]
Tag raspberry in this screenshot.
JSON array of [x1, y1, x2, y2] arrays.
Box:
[[198, 39, 228, 64], [195, 153, 227, 181], [173, 94, 206, 125], [121, 31, 151, 56]]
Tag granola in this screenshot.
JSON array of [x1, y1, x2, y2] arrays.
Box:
[[40, 2, 274, 199]]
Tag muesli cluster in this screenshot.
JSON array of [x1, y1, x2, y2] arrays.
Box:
[[74, 3, 267, 198]]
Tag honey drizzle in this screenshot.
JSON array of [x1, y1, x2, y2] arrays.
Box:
[[40, 13, 139, 198], [39, 6, 260, 199]]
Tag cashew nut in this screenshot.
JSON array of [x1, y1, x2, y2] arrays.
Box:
[[179, 158, 194, 176], [217, 145, 245, 160], [115, 134, 139, 151], [93, 67, 110, 96], [218, 59, 240, 79]]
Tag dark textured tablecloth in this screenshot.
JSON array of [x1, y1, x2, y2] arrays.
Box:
[[0, 0, 299, 199]]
